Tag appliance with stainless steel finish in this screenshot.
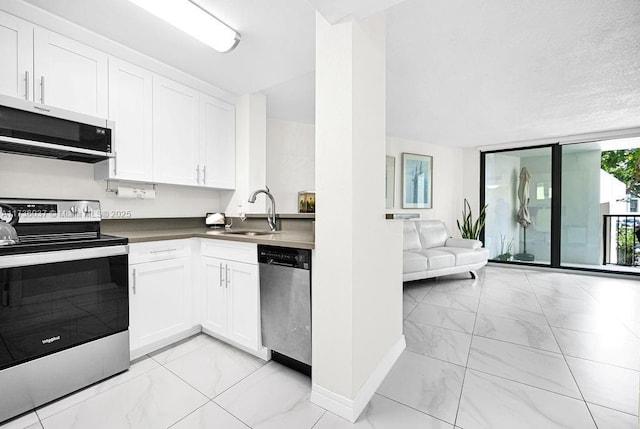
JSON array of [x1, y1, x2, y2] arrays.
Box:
[[0, 203, 19, 246], [0, 94, 113, 163], [258, 245, 311, 374], [0, 198, 129, 423], [248, 187, 278, 231]]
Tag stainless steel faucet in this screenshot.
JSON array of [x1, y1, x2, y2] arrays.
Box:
[[248, 186, 278, 231]]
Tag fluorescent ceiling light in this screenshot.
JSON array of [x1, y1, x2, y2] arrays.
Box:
[[128, 0, 240, 53]]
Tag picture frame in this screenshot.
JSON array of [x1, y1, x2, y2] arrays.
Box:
[[385, 156, 395, 209], [402, 153, 432, 209]]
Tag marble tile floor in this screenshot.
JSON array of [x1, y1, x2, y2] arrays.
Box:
[[2, 266, 639, 429]]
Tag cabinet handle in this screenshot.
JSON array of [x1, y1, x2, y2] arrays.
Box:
[[40, 76, 45, 104], [132, 268, 137, 294], [219, 262, 224, 287], [113, 152, 118, 175], [203, 166, 207, 184], [24, 71, 29, 100], [150, 248, 177, 254], [196, 165, 200, 184], [225, 264, 231, 288]]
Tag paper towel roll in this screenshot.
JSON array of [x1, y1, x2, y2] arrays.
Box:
[[116, 187, 156, 199], [116, 186, 138, 199]]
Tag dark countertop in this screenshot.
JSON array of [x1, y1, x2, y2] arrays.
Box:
[[109, 227, 315, 249]]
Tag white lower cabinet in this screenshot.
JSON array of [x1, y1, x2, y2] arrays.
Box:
[[201, 256, 260, 351], [129, 257, 192, 354], [128, 240, 193, 358], [127, 238, 266, 360]]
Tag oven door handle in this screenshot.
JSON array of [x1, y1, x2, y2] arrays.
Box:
[[0, 245, 129, 269]]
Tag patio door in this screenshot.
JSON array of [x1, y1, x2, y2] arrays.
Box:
[[482, 146, 555, 266], [481, 137, 640, 274]]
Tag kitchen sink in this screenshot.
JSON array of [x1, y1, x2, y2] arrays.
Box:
[[223, 230, 275, 236]]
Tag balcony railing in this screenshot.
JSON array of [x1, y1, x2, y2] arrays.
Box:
[[603, 214, 640, 267]]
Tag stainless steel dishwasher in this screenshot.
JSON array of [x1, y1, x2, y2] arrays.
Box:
[[258, 245, 311, 375]]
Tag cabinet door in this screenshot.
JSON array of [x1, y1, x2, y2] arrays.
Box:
[[200, 94, 235, 189], [0, 11, 32, 101], [33, 28, 108, 117], [226, 261, 260, 350], [129, 258, 192, 351], [153, 76, 200, 186], [201, 257, 228, 336], [106, 58, 153, 181]]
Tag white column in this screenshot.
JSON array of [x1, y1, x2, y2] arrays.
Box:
[[311, 12, 404, 422], [223, 93, 267, 215]]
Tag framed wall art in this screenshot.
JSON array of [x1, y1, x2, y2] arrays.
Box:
[[402, 153, 432, 209]]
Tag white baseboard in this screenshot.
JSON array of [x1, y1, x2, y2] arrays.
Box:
[[130, 326, 201, 361], [201, 327, 270, 361], [310, 335, 406, 422], [130, 326, 270, 362]]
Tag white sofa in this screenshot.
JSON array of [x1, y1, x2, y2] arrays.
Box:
[[403, 220, 489, 282]]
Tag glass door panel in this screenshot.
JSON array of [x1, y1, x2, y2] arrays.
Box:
[[484, 147, 552, 265], [561, 138, 640, 271]]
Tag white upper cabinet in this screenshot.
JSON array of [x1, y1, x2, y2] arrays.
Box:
[[97, 58, 153, 182], [153, 76, 200, 186], [200, 94, 235, 189], [0, 9, 236, 190], [0, 11, 33, 101], [33, 28, 108, 117], [0, 13, 107, 117]]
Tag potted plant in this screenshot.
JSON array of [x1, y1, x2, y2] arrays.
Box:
[[496, 234, 513, 261], [457, 199, 488, 240]]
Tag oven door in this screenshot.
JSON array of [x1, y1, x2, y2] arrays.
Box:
[[0, 245, 128, 371]]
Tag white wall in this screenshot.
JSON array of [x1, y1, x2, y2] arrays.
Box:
[[264, 123, 471, 228], [266, 119, 315, 213], [221, 93, 267, 216], [312, 12, 403, 421], [0, 153, 221, 218], [462, 148, 481, 213], [386, 136, 463, 234]]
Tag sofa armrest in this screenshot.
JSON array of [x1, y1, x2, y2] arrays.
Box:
[[445, 237, 482, 250]]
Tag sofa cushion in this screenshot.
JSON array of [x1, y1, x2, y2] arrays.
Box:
[[418, 248, 456, 270], [403, 251, 429, 273], [403, 222, 422, 251], [445, 237, 482, 250], [443, 247, 490, 266], [415, 220, 450, 249]]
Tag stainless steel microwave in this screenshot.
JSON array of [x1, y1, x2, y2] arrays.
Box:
[[0, 94, 113, 163]]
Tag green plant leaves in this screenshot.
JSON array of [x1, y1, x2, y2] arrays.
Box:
[[457, 198, 487, 240]]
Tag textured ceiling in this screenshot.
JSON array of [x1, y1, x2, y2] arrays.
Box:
[[18, 0, 640, 148], [385, 0, 640, 147]]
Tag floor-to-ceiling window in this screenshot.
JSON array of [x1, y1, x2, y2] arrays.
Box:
[[481, 136, 640, 274], [483, 147, 553, 265], [561, 138, 640, 271]]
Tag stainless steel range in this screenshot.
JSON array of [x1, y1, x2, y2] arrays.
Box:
[[0, 198, 129, 423]]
